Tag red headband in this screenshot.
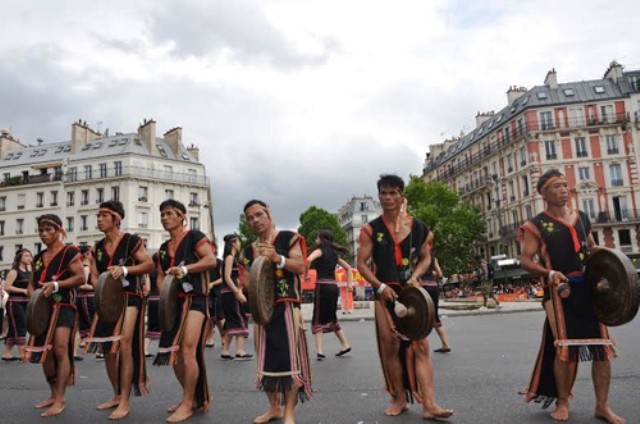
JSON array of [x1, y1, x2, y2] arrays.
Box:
[[539, 175, 564, 194], [98, 208, 123, 226], [39, 218, 67, 240]]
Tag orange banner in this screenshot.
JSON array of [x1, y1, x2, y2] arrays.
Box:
[[302, 268, 370, 291], [496, 293, 528, 302]]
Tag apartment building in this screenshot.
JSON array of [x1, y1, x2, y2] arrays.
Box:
[[337, 195, 381, 263], [0, 119, 213, 268], [422, 61, 640, 260]]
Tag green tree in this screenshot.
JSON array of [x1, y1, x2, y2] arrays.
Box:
[[404, 176, 486, 276], [236, 214, 256, 249], [297, 206, 348, 255]]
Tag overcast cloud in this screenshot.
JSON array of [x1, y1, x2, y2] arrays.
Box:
[[2, 0, 639, 239]]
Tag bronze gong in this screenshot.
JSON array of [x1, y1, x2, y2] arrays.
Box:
[[159, 275, 180, 331], [249, 256, 276, 326], [95, 271, 125, 324], [26, 288, 53, 337], [395, 285, 436, 341], [585, 246, 640, 326]]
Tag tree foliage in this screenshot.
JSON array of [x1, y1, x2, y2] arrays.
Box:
[[297, 206, 348, 254], [236, 214, 256, 249], [404, 176, 486, 276]]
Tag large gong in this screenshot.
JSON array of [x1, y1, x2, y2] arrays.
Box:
[[585, 247, 640, 326], [95, 272, 125, 324], [249, 256, 276, 326], [159, 275, 180, 331], [396, 286, 436, 340], [26, 289, 53, 337]]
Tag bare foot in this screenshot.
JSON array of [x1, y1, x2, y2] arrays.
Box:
[[283, 415, 295, 424], [97, 398, 120, 411], [35, 397, 55, 410], [423, 404, 454, 420], [550, 402, 570, 421], [254, 406, 284, 423], [41, 401, 65, 417], [595, 406, 626, 424], [166, 404, 193, 423], [109, 404, 130, 420], [167, 402, 182, 413], [384, 401, 409, 416]]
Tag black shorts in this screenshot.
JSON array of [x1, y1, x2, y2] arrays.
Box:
[[188, 296, 207, 315], [56, 306, 76, 329], [126, 294, 143, 308]]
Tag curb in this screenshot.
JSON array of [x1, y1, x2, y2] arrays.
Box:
[[303, 304, 543, 322]]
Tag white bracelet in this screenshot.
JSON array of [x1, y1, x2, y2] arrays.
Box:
[[52, 281, 59, 293], [181, 265, 189, 276], [377, 283, 387, 295], [548, 270, 556, 280], [276, 255, 286, 270], [122, 266, 128, 277]]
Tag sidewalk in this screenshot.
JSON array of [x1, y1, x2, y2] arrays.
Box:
[[300, 299, 543, 322]]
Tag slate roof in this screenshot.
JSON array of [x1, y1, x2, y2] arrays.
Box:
[[1, 133, 197, 166], [425, 70, 640, 172]]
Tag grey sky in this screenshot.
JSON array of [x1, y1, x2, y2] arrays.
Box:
[[2, 0, 639, 240]]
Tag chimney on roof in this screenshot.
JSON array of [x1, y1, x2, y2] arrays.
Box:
[[506, 86, 527, 106], [604, 60, 623, 83], [544, 68, 558, 89], [0, 128, 24, 158], [475, 110, 494, 128], [186, 143, 199, 161], [71, 119, 100, 153], [137, 118, 156, 153], [164, 127, 183, 156]]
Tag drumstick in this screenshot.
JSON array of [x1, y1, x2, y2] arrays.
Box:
[[393, 298, 408, 318], [395, 198, 408, 233], [557, 282, 571, 299]]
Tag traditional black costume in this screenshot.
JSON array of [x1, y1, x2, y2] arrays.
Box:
[[221, 256, 249, 337], [242, 231, 313, 401], [5, 268, 31, 347], [25, 246, 81, 385], [310, 246, 342, 334], [521, 211, 615, 407], [84, 233, 148, 396], [153, 230, 211, 411], [360, 215, 429, 404]]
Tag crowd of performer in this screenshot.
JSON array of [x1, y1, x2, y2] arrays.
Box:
[[0, 171, 628, 424]]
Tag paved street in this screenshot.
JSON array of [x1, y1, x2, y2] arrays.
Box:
[[0, 309, 638, 423]]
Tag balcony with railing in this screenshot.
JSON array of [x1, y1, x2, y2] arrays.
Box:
[[499, 222, 522, 239], [459, 175, 494, 197], [427, 111, 630, 181], [540, 112, 629, 132], [0, 173, 63, 188], [66, 165, 209, 186], [611, 179, 624, 187], [594, 209, 640, 225], [430, 122, 535, 181]]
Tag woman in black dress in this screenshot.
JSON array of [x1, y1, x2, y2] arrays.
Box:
[[306, 230, 352, 359], [2, 248, 32, 360]]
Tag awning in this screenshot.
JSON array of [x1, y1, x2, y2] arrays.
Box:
[[31, 161, 63, 169]]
